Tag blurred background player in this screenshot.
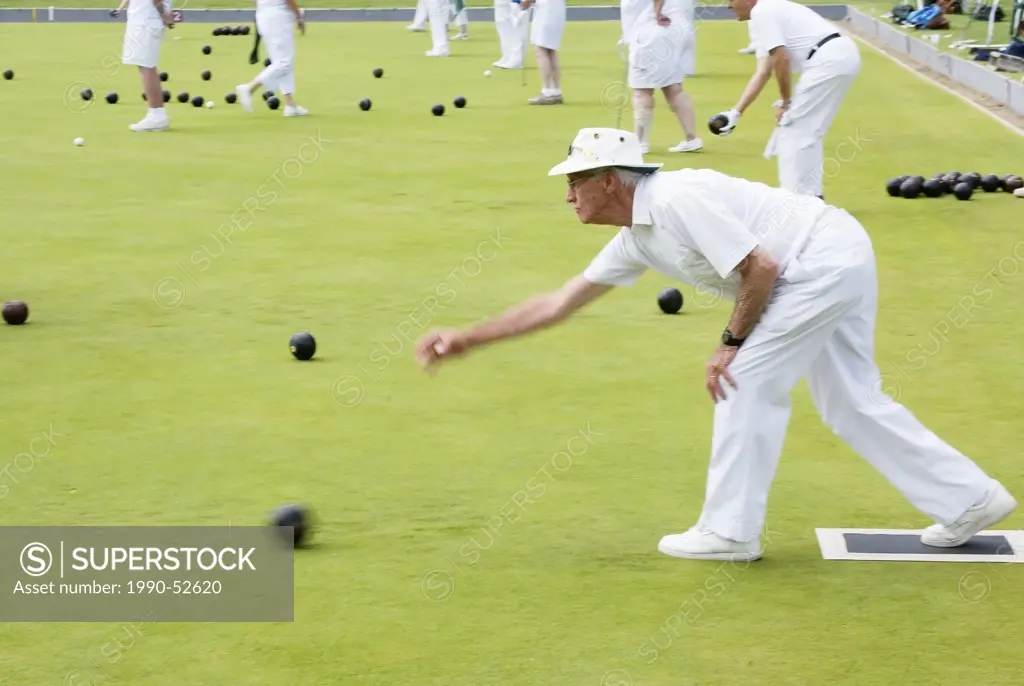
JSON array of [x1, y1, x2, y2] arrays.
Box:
[[235, 0, 307, 116], [493, 0, 528, 68], [713, 0, 861, 198], [680, 0, 696, 76], [407, 0, 426, 31], [120, 0, 175, 131], [520, 0, 566, 104], [424, 0, 469, 56], [622, 0, 703, 152], [739, 20, 757, 53]]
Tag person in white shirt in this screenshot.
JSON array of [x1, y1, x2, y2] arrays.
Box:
[[621, 0, 702, 154], [712, 0, 861, 199], [519, 0, 566, 104], [235, 0, 308, 116], [492, 0, 529, 68], [414, 127, 1016, 561], [678, 0, 696, 75], [119, 0, 175, 132]]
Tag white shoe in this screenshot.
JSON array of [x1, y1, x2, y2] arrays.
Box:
[[407, 24, 426, 31], [129, 114, 168, 131], [921, 480, 1017, 547], [658, 526, 762, 561], [425, 49, 449, 57], [739, 45, 756, 54], [284, 105, 308, 117], [235, 85, 253, 113], [451, 32, 469, 40], [668, 138, 704, 153]]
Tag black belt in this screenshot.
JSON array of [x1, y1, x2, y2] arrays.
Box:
[[807, 32, 841, 61]]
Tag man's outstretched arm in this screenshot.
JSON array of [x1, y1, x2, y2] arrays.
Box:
[[416, 275, 614, 368]]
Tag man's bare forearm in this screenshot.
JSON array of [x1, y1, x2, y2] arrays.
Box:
[[734, 60, 772, 114], [464, 294, 567, 349], [772, 49, 792, 103], [726, 266, 778, 338], [653, 0, 665, 16], [152, 0, 167, 14]]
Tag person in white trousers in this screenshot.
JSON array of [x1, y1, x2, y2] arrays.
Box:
[[493, 0, 529, 68], [425, 0, 469, 56], [621, 0, 702, 153], [408, 0, 427, 30], [712, 0, 860, 199], [414, 127, 1017, 562], [520, 0, 566, 104], [235, 0, 308, 116], [119, 0, 175, 131]]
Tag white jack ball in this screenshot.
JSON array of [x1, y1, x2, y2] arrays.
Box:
[[484, 70, 492, 77], [73, 137, 85, 146], [205, 100, 214, 109]]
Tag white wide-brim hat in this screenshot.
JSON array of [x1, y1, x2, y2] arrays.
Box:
[[548, 127, 663, 176]]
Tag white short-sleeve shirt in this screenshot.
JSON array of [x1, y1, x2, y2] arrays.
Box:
[[620, 0, 685, 43], [749, 0, 838, 74], [256, 0, 289, 12], [127, 0, 171, 23], [582, 169, 826, 301]]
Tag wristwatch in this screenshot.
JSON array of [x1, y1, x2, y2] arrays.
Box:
[[721, 328, 746, 348]]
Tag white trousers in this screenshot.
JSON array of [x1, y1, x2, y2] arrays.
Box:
[[697, 208, 993, 542], [411, 0, 427, 27], [255, 8, 297, 95], [764, 35, 861, 196], [426, 0, 467, 51], [495, 0, 529, 66]]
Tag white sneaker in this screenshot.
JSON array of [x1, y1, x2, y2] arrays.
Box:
[[668, 138, 704, 153], [235, 85, 253, 113], [129, 114, 168, 132], [451, 32, 469, 40], [739, 45, 756, 54], [284, 105, 308, 117], [425, 49, 449, 57], [407, 23, 426, 31], [921, 480, 1017, 547], [658, 526, 762, 561]]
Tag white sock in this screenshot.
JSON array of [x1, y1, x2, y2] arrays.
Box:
[[634, 108, 653, 145]]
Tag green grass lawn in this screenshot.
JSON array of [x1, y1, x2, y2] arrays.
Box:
[[2, 17, 1024, 686]]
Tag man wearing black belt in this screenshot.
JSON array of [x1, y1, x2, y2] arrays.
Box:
[[711, 0, 861, 199]]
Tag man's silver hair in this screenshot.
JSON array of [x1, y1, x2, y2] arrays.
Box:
[[612, 168, 646, 188]]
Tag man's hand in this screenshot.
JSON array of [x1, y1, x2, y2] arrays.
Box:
[[656, 12, 671, 25], [712, 108, 742, 136], [773, 99, 789, 123], [416, 330, 472, 373], [519, 0, 534, 10], [706, 344, 739, 403], [161, 11, 175, 27]]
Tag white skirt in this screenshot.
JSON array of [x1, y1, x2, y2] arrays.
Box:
[[122, 19, 166, 68], [530, 0, 566, 50], [627, 21, 690, 88]]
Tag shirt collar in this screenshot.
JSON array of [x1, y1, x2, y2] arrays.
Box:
[[630, 173, 654, 227]]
